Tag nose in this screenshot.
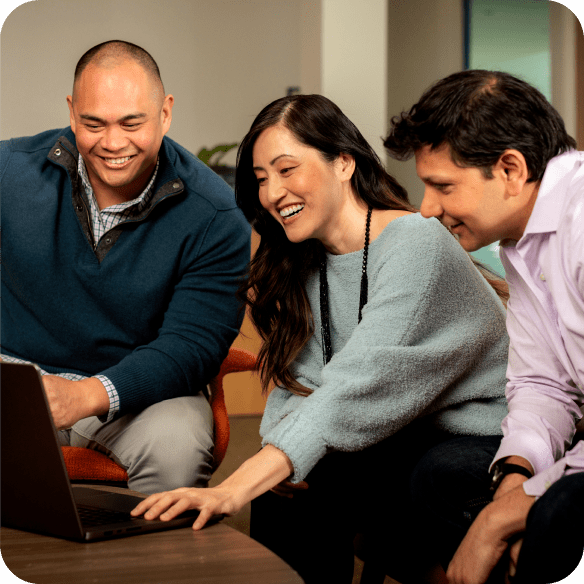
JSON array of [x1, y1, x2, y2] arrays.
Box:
[[265, 176, 286, 206], [419, 187, 443, 219], [100, 126, 130, 152]]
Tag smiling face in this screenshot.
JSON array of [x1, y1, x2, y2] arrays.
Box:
[[67, 60, 173, 205], [415, 143, 527, 251], [252, 124, 355, 251]]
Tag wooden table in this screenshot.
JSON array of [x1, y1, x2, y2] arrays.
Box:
[[1, 487, 304, 584]]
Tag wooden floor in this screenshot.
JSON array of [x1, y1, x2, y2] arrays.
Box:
[[209, 415, 399, 584]]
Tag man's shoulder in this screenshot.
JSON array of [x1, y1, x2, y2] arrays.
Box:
[[160, 136, 239, 213], [2, 127, 72, 154], [544, 150, 584, 237]]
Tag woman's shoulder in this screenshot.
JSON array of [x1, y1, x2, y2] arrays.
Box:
[[373, 212, 460, 255], [369, 212, 483, 292]]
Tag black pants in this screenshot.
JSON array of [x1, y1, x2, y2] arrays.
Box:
[[250, 420, 454, 584], [514, 472, 584, 584], [411, 436, 584, 583]]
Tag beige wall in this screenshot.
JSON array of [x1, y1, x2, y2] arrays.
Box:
[[1, 0, 302, 168], [385, 0, 465, 207], [321, 0, 388, 161]]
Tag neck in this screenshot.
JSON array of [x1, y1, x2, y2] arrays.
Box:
[[320, 195, 372, 255], [503, 180, 541, 245], [91, 166, 156, 210]]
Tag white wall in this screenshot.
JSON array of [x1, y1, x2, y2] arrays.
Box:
[[0, 0, 302, 167]]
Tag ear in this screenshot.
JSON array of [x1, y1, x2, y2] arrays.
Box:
[[66, 95, 76, 134], [336, 152, 356, 183], [161, 94, 174, 136], [495, 149, 530, 197]]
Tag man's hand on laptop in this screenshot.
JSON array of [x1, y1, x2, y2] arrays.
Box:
[[42, 375, 110, 429]]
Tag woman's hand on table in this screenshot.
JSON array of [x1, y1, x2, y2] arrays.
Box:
[[132, 444, 295, 531], [131, 486, 241, 531]]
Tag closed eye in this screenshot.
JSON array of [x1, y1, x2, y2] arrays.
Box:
[[430, 182, 453, 193]]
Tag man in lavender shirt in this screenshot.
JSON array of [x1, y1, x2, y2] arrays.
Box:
[[384, 70, 583, 584]]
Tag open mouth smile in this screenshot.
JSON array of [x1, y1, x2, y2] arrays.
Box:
[[99, 155, 136, 168], [279, 204, 304, 219]]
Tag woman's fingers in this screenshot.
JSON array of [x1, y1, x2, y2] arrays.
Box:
[[131, 488, 197, 520], [158, 497, 193, 521], [131, 486, 234, 530], [131, 492, 167, 517], [193, 507, 215, 531]]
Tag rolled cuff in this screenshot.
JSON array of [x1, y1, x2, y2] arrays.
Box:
[[262, 411, 328, 483]]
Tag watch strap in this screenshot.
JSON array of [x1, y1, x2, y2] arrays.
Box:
[[498, 463, 533, 479], [490, 462, 533, 492]]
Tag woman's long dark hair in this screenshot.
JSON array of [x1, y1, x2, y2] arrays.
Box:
[[235, 94, 416, 396]]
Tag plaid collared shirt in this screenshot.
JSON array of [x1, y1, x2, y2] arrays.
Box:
[[78, 155, 159, 248]]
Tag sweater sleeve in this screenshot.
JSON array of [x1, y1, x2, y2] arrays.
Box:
[[100, 206, 251, 415], [261, 217, 509, 482]]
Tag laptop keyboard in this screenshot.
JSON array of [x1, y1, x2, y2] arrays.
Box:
[[78, 505, 136, 527]]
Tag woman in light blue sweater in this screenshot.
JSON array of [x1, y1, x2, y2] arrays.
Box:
[[133, 95, 509, 583]]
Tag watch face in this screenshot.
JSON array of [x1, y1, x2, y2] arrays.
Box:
[[490, 464, 503, 492]]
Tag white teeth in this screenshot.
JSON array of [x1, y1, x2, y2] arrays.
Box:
[[105, 156, 132, 165], [280, 204, 304, 218]]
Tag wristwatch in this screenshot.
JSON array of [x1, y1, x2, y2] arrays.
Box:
[[489, 461, 533, 492]]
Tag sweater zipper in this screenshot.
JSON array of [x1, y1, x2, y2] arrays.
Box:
[[78, 197, 97, 251], [53, 140, 98, 251]]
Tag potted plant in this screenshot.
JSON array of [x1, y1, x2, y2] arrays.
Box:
[[197, 143, 238, 189]]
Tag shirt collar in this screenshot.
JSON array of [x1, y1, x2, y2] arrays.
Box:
[[77, 155, 159, 211], [521, 149, 583, 238]]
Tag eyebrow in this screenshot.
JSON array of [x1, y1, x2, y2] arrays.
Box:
[[79, 113, 147, 123], [253, 153, 295, 172]]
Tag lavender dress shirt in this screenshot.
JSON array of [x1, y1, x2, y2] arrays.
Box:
[[493, 150, 584, 497]]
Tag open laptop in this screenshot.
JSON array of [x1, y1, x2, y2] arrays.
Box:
[[1, 361, 222, 541]]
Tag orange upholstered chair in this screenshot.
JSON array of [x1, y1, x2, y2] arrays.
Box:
[[62, 347, 259, 485]]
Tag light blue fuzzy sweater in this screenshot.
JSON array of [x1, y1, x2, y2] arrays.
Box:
[[260, 214, 509, 482]]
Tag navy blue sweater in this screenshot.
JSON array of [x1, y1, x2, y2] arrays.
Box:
[[1, 128, 251, 416]]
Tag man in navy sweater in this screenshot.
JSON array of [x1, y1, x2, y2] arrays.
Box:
[[0, 40, 251, 494]]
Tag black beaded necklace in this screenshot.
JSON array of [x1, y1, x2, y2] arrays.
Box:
[[319, 206, 372, 365]]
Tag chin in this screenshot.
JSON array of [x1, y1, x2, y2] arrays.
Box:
[[457, 236, 481, 252]]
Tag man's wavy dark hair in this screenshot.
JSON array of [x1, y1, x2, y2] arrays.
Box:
[[384, 70, 576, 182]]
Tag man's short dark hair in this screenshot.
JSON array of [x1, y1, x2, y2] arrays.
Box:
[[384, 69, 577, 182], [74, 40, 164, 94]]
